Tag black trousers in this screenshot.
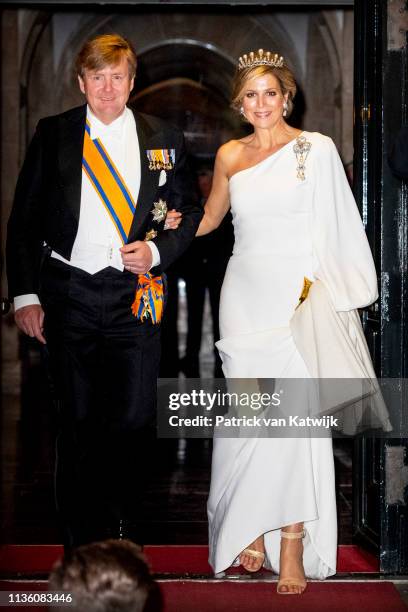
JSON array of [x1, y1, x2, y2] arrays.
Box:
[[40, 258, 161, 545]]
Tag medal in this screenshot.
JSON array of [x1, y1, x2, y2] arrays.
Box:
[[151, 199, 168, 223], [145, 229, 158, 241], [146, 149, 176, 171]]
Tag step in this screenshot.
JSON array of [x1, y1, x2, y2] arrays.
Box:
[[0, 544, 378, 577]]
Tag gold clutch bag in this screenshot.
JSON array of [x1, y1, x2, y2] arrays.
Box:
[[296, 277, 313, 310]]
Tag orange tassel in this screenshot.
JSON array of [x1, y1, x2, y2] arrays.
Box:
[[131, 273, 164, 324]]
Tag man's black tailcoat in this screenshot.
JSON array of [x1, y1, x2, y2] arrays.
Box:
[[7, 104, 202, 297], [6, 104, 203, 546]]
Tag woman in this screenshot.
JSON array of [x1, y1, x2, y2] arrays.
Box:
[[168, 50, 378, 594]]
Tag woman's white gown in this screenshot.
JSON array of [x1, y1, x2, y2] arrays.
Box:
[[207, 131, 379, 579]]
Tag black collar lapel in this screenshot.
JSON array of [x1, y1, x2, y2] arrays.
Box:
[[58, 105, 86, 222], [128, 111, 160, 242]]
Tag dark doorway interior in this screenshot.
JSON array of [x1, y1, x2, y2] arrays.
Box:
[[1, 4, 354, 550]]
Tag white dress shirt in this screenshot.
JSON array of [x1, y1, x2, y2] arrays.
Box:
[[14, 105, 160, 311]]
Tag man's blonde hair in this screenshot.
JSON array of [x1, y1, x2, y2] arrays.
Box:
[[76, 34, 137, 78]]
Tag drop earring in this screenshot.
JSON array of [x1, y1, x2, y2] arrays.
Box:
[[283, 102, 288, 117]]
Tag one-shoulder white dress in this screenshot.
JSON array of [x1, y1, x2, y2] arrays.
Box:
[[207, 131, 379, 579]]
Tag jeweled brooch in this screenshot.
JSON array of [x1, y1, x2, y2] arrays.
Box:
[[151, 199, 168, 223], [293, 135, 312, 181]]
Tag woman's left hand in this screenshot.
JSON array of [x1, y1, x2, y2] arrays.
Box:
[[164, 209, 182, 230]]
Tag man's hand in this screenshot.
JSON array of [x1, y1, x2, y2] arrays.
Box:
[[120, 241, 153, 275], [15, 304, 46, 344]]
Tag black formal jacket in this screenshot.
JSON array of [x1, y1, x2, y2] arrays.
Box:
[[6, 104, 203, 299]]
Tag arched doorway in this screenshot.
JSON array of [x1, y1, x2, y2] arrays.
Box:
[[132, 41, 245, 156], [23, 10, 312, 141], [2, 6, 367, 562]]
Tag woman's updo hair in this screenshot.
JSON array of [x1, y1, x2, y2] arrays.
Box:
[[231, 56, 297, 118]]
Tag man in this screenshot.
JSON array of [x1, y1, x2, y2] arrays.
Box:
[[49, 539, 161, 612], [7, 34, 202, 547]]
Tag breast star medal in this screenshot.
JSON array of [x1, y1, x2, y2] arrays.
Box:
[[151, 199, 168, 223], [145, 229, 158, 241]]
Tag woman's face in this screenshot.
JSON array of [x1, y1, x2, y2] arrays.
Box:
[[241, 72, 287, 128]]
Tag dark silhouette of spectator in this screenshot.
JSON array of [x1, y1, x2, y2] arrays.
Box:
[[160, 164, 234, 378], [180, 167, 234, 378], [388, 126, 408, 180], [48, 539, 162, 612], [159, 158, 201, 379], [159, 257, 184, 377]]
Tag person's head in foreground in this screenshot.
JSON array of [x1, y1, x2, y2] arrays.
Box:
[[76, 33, 137, 125], [48, 539, 162, 612], [231, 49, 297, 129]]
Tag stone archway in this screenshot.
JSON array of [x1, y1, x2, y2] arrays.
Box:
[[21, 8, 349, 151], [132, 41, 244, 154], [304, 11, 343, 148], [25, 10, 306, 137], [2, 5, 354, 393]]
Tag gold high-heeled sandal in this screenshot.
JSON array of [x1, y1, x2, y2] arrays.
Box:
[[240, 547, 265, 572], [277, 529, 307, 595]]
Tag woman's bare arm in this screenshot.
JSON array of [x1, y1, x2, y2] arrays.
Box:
[[196, 145, 231, 237]]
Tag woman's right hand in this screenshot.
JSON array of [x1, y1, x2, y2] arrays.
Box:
[[164, 209, 182, 230]]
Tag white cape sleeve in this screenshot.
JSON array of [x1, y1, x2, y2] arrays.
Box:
[[290, 135, 392, 433], [311, 136, 378, 311]]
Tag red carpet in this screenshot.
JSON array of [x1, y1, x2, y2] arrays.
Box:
[[2, 545, 400, 612], [0, 580, 405, 612], [161, 581, 407, 611], [0, 544, 378, 575]]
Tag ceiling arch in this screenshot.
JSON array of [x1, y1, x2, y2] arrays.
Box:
[[21, 8, 344, 146]]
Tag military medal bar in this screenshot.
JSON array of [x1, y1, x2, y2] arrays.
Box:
[[147, 149, 176, 171]]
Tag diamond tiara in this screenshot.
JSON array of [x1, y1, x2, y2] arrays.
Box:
[[238, 49, 284, 71]]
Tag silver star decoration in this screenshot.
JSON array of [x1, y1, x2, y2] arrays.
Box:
[[151, 199, 168, 223]]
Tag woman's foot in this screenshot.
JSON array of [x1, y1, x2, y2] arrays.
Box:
[[239, 535, 265, 572], [277, 523, 307, 595]]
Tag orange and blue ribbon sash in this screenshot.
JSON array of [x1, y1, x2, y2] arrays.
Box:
[[82, 119, 136, 242], [82, 119, 163, 323], [132, 274, 164, 324], [131, 270, 163, 324]]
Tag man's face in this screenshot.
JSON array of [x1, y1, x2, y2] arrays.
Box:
[[78, 56, 134, 124]]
